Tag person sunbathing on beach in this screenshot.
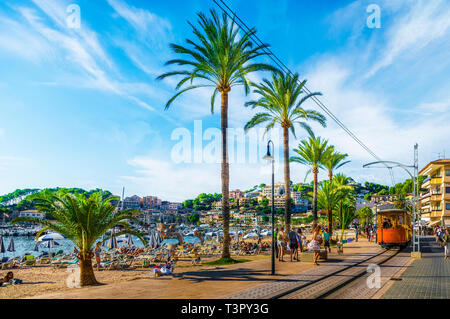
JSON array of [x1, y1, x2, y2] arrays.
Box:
[[0, 272, 13, 284], [1, 271, 22, 286]]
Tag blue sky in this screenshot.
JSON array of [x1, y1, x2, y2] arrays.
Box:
[[0, 0, 449, 201]]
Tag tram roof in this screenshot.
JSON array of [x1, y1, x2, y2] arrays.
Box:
[[377, 209, 408, 214]]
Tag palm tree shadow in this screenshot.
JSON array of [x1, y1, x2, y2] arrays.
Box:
[[177, 267, 304, 284]]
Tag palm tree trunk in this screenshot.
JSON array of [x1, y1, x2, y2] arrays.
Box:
[[327, 169, 333, 234], [327, 208, 332, 235], [79, 251, 98, 286], [312, 167, 318, 227], [220, 90, 231, 259], [339, 201, 343, 241], [283, 126, 291, 232]]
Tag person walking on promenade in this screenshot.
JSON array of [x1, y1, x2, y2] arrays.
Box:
[[288, 227, 299, 262], [308, 225, 323, 266], [443, 228, 449, 260], [277, 227, 287, 262], [354, 225, 359, 242], [323, 227, 331, 253]]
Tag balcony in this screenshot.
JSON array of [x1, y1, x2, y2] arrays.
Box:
[[430, 194, 442, 201], [431, 177, 443, 184]]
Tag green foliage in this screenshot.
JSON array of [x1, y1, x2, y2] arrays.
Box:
[[356, 206, 374, 227], [2, 188, 114, 211], [187, 212, 200, 224], [0, 188, 40, 205], [244, 72, 326, 138], [186, 193, 222, 211]]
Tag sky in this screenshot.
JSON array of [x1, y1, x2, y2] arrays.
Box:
[[0, 0, 449, 202]]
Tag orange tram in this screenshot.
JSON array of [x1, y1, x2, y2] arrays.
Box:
[[377, 209, 412, 249]]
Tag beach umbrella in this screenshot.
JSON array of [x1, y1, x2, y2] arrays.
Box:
[[7, 237, 15, 253], [38, 233, 64, 242], [107, 233, 118, 250], [44, 239, 60, 257], [44, 239, 60, 249], [127, 234, 134, 246], [0, 236, 5, 257]]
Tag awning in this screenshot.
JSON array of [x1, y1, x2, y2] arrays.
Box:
[[428, 220, 442, 226]]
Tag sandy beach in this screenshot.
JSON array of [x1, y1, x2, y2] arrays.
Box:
[[0, 237, 375, 299]]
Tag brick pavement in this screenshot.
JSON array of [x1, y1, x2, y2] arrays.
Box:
[[382, 237, 450, 299], [225, 245, 384, 299]]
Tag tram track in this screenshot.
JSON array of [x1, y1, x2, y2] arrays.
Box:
[[272, 247, 402, 299]]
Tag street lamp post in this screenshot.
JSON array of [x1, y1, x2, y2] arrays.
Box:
[[263, 140, 275, 275]]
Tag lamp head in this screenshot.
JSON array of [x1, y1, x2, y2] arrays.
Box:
[[263, 142, 274, 162]]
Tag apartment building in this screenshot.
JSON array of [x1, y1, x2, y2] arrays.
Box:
[[419, 159, 450, 227], [142, 196, 161, 209], [261, 183, 285, 196], [122, 195, 142, 210], [229, 189, 244, 199]]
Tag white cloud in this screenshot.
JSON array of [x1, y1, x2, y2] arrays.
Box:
[[366, 0, 450, 78]]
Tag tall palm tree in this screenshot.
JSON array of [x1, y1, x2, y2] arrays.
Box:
[[11, 190, 146, 286], [244, 72, 326, 232], [323, 146, 350, 182], [157, 10, 276, 259], [291, 136, 332, 227]]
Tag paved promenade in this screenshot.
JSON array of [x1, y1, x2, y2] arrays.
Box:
[[382, 236, 450, 299], [226, 244, 386, 299]]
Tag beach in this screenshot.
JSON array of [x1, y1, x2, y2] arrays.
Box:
[[0, 237, 375, 299]]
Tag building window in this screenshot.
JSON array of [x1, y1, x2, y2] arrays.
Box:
[[447, 187, 450, 194], [446, 203, 450, 211], [446, 169, 450, 177]]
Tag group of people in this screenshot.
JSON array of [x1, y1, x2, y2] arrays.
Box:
[[435, 226, 450, 260], [275, 225, 331, 265], [364, 225, 376, 242]]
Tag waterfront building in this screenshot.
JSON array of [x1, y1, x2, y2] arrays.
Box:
[[18, 210, 45, 219], [419, 159, 450, 227], [371, 194, 400, 203], [122, 195, 142, 210]]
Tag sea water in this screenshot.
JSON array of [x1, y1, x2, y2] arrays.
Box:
[[0, 235, 201, 258]]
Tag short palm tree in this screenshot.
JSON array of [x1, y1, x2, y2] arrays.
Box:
[[291, 136, 332, 227], [334, 173, 355, 238], [157, 10, 276, 259], [323, 146, 350, 181], [244, 72, 326, 232], [337, 197, 356, 241], [315, 180, 344, 234], [11, 190, 147, 286]]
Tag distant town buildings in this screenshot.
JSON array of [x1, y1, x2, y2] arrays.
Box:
[[229, 189, 244, 199]]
